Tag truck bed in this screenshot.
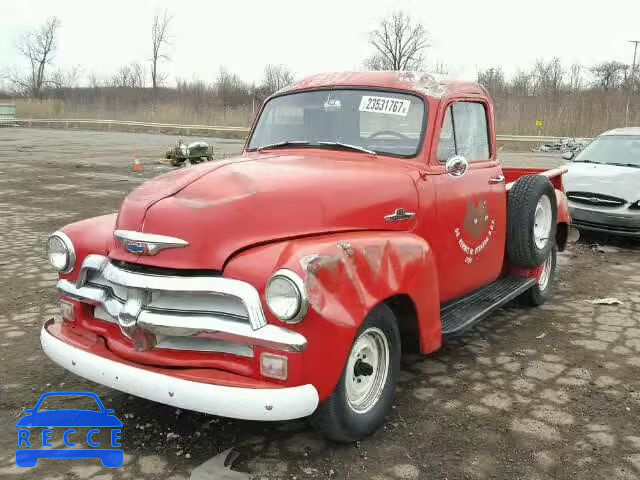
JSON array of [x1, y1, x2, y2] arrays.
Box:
[[502, 166, 568, 191]]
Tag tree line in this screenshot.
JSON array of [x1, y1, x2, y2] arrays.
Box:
[[2, 11, 638, 135], [2, 13, 295, 106], [478, 59, 640, 97]]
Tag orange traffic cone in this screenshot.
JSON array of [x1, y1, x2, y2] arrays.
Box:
[[133, 156, 143, 173]]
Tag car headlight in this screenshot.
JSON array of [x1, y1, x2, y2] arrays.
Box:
[[265, 269, 308, 323], [46, 231, 76, 273]]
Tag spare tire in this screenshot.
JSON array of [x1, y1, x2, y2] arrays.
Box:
[[507, 175, 557, 268]]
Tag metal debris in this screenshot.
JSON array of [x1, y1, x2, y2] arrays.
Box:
[[536, 333, 547, 339], [190, 448, 249, 480], [592, 245, 619, 253], [532, 137, 589, 154], [588, 297, 623, 305]]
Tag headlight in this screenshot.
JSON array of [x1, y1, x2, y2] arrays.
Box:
[[265, 269, 308, 323], [46, 231, 76, 273]]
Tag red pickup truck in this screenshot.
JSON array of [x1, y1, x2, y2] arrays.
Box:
[[42, 72, 570, 442]]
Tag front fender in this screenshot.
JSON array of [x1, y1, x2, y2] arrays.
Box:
[[58, 213, 118, 281], [224, 231, 441, 401]]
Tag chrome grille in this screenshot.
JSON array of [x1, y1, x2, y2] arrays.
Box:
[[58, 254, 308, 354], [566, 191, 626, 207], [87, 273, 250, 322]]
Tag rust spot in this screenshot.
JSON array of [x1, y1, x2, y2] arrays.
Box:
[[337, 241, 354, 257], [300, 253, 320, 271], [363, 245, 383, 272]]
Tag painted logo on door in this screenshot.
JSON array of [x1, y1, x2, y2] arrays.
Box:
[[455, 199, 496, 264]]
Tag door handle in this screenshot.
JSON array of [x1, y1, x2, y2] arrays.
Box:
[[489, 175, 505, 184]]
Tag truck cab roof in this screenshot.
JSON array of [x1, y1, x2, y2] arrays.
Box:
[[278, 71, 488, 99]]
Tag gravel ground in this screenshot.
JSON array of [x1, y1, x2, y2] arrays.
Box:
[[0, 128, 639, 480]]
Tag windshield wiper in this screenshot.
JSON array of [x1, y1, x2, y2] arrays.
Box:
[[257, 140, 309, 151], [317, 141, 377, 156], [608, 162, 640, 168], [573, 159, 602, 164]]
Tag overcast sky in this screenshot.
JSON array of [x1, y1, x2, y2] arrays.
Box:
[[2, 0, 639, 88]]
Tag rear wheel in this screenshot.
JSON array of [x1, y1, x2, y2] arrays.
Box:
[[517, 245, 557, 306], [310, 304, 400, 442]]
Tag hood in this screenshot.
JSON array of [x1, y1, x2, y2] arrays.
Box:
[[110, 152, 419, 270], [564, 162, 640, 202]]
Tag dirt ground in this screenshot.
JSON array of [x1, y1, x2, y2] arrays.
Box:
[[1, 127, 639, 480]]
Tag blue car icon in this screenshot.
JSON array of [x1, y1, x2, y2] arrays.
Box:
[[15, 391, 123, 468]]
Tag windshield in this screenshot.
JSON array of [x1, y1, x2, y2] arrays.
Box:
[[574, 135, 640, 167], [247, 89, 426, 157]]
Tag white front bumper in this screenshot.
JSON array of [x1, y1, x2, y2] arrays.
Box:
[[41, 326, 319, 421]]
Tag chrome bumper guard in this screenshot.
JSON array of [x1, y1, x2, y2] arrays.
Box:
[[58, 254, 307, 353]]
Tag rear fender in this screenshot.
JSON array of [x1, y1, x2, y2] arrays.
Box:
[[224, 231, 441, 401], [555, 189, 570, 251]]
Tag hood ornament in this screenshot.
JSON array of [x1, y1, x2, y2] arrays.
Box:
[[114, 230, 189, 256]]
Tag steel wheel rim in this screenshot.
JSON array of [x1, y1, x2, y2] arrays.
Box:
[[345, 327, 390, 414], [538, 250, 553, 290], [533, 196, 552, 250]]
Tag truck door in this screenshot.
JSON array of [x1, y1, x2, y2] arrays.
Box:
[[430, 100, 507, 302]]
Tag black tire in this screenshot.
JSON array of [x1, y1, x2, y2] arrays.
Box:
[[310, 303, 401, 442], [507, 175, 557, 268], [517, 245, 557, 306]]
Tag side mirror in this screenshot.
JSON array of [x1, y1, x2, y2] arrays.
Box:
[[445, 155, 469, 177], [562, 151, 574, 161]]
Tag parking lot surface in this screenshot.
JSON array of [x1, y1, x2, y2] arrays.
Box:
[[1, 128, 639, 479]]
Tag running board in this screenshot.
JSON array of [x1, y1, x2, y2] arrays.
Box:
[[441, 276, 537, 339]]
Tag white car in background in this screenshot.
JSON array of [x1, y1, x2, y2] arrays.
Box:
[[564, 127, 640, 237]]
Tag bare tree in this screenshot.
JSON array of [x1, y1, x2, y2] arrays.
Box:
[[431, 60, 449, 75], [87, 72, 103, 89], [568, 64, 583, 91], [365, 11, 430, 71], [590, 61, 627, 90], [151, 10, 172, 90], [363, 53, 388, 71], [477, 66, 506, 94], [531, 57, 565, 96], [216, 67, 250, 107], [261, 64, 294, 95], [129, 62, 146, 88], [9, 17, 60, 98], [510, 69, 533, 96], [111, 65, 132, 88], [109, 62, 146, 88], [49, 65, 82, 89]]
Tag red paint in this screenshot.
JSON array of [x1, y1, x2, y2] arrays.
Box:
[[51, 72, 570, 405]]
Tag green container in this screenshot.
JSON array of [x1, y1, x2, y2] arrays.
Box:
[[0, 104, 16, 126]]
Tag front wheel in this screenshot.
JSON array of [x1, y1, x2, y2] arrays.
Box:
[[517, 245, 557, 306], [310, 304, 400, 442]]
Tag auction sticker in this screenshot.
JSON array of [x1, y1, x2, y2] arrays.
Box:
[[359, 96, 410, 116]]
